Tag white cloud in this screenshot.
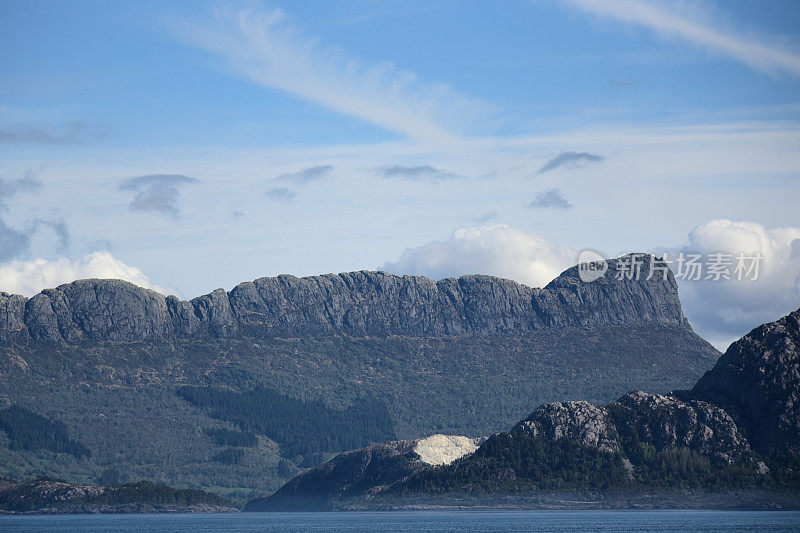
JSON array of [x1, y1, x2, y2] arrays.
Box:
[[383, 225, 577, 288], [0, 252, 170, 297], [178, 5, 488, 144], [664, 219, 800, 349], [560, 0, 800, 77]]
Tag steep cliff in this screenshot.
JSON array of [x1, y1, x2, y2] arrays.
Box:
[[0, 254, 687, 343]]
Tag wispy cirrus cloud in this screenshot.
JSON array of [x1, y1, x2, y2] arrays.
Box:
[[0, 173, 41, 205], [0, 121, 105, 144], [0, 220, 31, 263], [177, 5, 490, 144], [537, 151, 603, 174], [377, 164, 459, 182], [474, 211, 498, 224], [559, 0, 800, 77], [30, 218, 70, 253], [273, 165, 333, 185]]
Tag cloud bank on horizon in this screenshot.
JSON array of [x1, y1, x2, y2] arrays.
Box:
[[0, 252, 170, 297], [383, 225, 577, 289], [666, 219, 800, 347]]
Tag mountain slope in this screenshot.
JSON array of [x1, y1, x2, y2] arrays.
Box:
[[0, 254, 718, 503], [249, 307, 800, 510], [245, 435, 480, 511], [692, 308, 800, 456]]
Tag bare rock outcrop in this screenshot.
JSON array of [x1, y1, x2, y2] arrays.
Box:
[[0, 254, 689, 343], [515, 401, 619, 453], [513, 392, 749, 462], [692, 307, 800, 456], [613, 391, 749, 462]]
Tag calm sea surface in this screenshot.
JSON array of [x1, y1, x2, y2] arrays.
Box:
[[1, 511, 799, 533]]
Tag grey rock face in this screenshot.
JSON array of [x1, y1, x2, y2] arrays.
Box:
[[0, 293, 27, 341], [0, 254, 689, 343], [614, 391, 749, 462], [513, 392, 749, 462], [515, 401, 619, 453], [22, 280, 173, 342], [692, 307, 800, 456], [540, 255, 686, 328]]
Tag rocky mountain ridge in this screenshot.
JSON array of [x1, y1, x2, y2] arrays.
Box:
[[0, 254, 687, 343]]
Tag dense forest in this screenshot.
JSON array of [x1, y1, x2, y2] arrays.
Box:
[[177, 386, 396, 458], [85, 481, 230, 506], [211, 448, 246, 465], [400, 430, 631, 494], [0, 478, 232, 513], [399, 427, 797, 495], [205, 428, 258, 447], [0, 406, 90, 459]]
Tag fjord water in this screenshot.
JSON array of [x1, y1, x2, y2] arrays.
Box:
[[1, 511, 799, 532]]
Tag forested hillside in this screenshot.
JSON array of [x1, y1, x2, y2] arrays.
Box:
[[177, 386, 396, 457], [0, 324, 716, 503]]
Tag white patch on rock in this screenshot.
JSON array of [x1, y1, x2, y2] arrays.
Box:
[[413, 434, 479, 465]]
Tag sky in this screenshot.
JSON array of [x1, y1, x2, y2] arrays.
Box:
[[1, 0, 799, 349]]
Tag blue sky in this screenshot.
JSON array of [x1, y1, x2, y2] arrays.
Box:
[[1, 0, 800, 347]]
